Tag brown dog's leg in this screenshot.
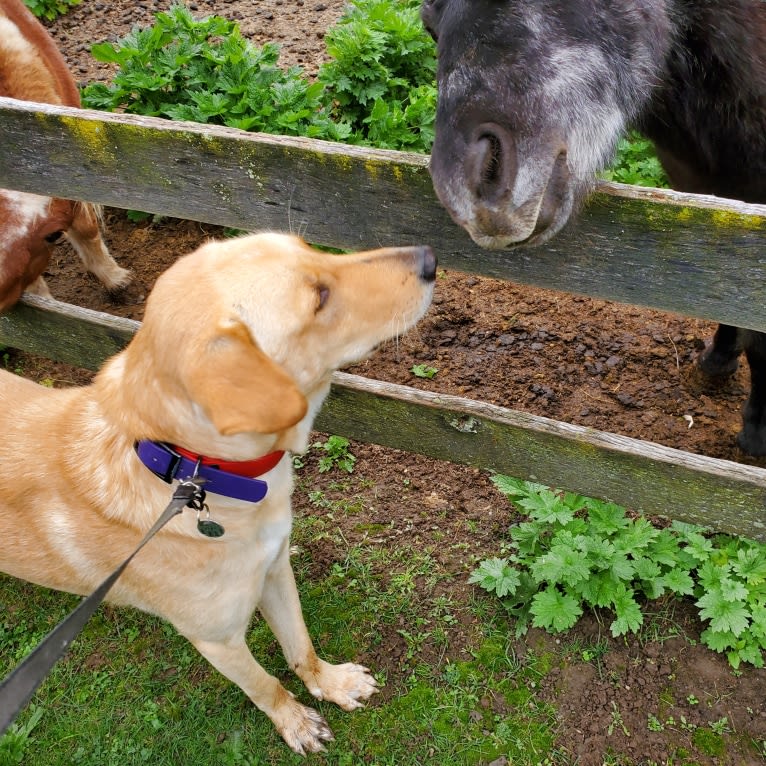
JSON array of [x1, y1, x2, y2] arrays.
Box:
[[257, 546, 379, 710], [24, 274, 53, 298], [189, 633, 334, 755], [66, 202, 131, 291]]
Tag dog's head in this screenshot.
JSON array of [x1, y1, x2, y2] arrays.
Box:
[[112, 233, 435, 453]]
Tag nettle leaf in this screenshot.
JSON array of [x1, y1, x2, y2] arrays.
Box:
[[530, 545, 590, 587], [701, 626, 738, 653], [732, 546, 766, 585], [90, 42, 124, 64], [647, 529, 682, 567], [643, 579, 666, 600], [550, 529, 582, 550], [530, 586, 583, 632], [736, 641, 765, 668], [632, 555, 662, 583], [719, 576, 749, 603], [587, 501, 630, 535], [749, 608, 766, 643], [510, 521, 547, 558], [574, 570, 621, 608], [560, 491, 589, 512], [697, 560, 731, 590], [661, 567, 695, 596], [498, 572, 539, 638], [491, 475, 548, 501], [696, 590, 751, 636], [683, 531, 716, 562], [468, 558, 520, 598], [670, 519, 710, 538], [610, 586, 644, 636], [82, 6, 350, 144], [490, 474, 526, 499], [518, 489, 575, 526], [163, 103, 205, 122], [226, 116, 261, 132], [612, 517, 659, 552], [579, 535, 633, 580], [579, 535, 615, 569], [608, 551, 635, 582], [563, 517, 590, 537], [78, 82, 117, 109], [190, 91, 230, 120]]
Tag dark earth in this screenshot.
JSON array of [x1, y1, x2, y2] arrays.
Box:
[[8, 1, 765, 763]]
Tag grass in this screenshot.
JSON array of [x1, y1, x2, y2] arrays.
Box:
[[2, 450, 761, 765], [0, 513, 557, 766]]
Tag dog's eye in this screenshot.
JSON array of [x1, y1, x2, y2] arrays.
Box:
[[316, 284, 330, 312]]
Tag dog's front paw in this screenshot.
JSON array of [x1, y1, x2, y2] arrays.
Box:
[[273, 695, 335, 755], [302, 660, 379, 711]]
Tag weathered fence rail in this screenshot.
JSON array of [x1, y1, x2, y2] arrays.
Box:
[[1, 97, 765, 540]]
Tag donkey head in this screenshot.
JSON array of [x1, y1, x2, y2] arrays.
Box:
[[422, 0, 671, 248]]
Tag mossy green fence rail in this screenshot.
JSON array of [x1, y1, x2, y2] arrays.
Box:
[[2, 96, 766, 540]]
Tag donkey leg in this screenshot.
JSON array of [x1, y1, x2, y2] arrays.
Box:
[[697, 323, 742, 377], [66, 202, 131, 290], [737, 331, 766, 455]]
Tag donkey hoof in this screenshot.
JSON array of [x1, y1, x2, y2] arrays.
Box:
[[736, 426, 766, 457], [697, 344, 740, 378]]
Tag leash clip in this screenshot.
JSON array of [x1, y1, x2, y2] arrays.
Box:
[[173, 476, 207, 512], [179, 466, 224, 538], [172, 474, 223, 538]]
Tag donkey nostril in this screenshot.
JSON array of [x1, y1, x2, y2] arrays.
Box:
[[478, 133, 502, 187], [468, 124, 514, 203]]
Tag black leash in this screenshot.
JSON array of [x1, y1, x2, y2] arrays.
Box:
[[0, 479, 206, 736]]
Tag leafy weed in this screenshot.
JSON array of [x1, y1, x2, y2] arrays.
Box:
[[471, 476, 766, 669], [22, 0, 80, 21]]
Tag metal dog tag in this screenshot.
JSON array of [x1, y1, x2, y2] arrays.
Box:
[[197, 519, 225, 537], [196, 507, 225, 538]]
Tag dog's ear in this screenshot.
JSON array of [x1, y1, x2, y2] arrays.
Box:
[[185, 319, 308, 436]]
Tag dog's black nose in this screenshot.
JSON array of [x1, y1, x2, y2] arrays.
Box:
[[418, 246, 437, 282]]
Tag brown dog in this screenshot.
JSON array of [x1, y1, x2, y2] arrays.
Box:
[[0, 232, 435, 754], [0, 0, 130, 309]]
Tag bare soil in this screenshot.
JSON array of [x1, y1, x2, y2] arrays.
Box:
[[13, 2, 764, 763]]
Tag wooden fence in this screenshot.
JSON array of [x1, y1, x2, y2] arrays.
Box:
[[1, 96, 766, 541]]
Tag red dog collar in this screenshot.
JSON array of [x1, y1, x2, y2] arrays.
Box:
[[172, 445, 285, 477]]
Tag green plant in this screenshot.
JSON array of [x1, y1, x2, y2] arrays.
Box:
[[647, 713, 664, 733], [470, 476, 766, 668], [318, 0, 437, 152], [1, 350, 22, 376], [312, 435, 357, 474], [602, 132, 670, 188], [125, 210, 166, 225], [0, 705, 44, 764], [411, 363, 438, 379], [607, 702, 630, 737], [22, 0, 80, 20], [81, 4, 348, 142], [708, 717, 730, 735]]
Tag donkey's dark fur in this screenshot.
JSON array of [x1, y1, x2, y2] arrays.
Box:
[[422, 0, 766, 454]]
